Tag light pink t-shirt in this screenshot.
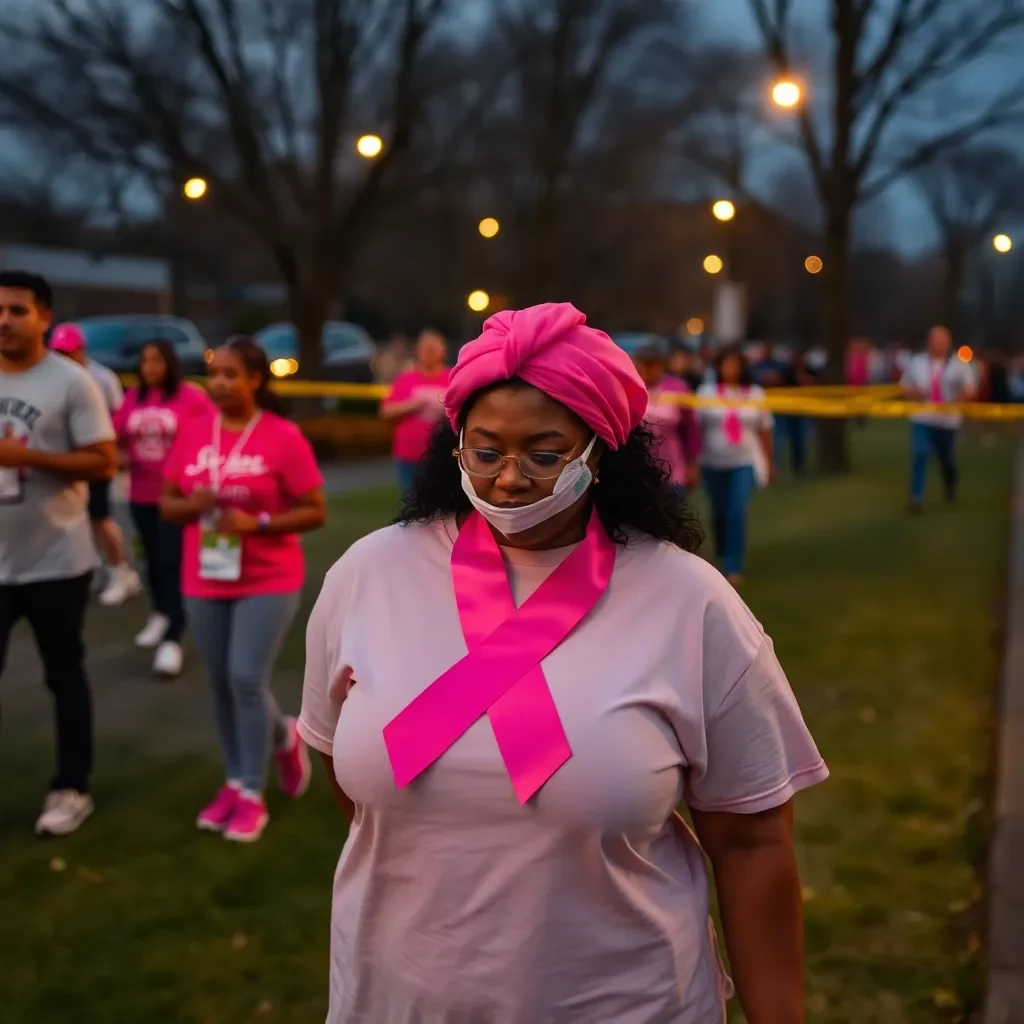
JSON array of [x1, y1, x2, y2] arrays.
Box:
[[382, 368, 450, 463], [643, 377, 701, 485], [164, 411, 324, 599], [299, 520, 827, 1024], [114, 383, 214, 503]]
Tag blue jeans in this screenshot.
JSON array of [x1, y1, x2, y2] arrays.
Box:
[[702, 465, 756, 577], [395, 458, 418, 495], [774, 415, 807, 475], [910, 422, 957, 503], [186, 592, 301, 792]]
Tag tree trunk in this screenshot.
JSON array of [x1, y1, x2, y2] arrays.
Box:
[[817, 203, 852, 474], [943, 246, 965, 336], [288, 277, 334, 380]]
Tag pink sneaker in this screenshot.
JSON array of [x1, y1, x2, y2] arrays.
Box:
[[196, 785, 240, 833], [273, 717, 311, 799], [223, 793, 269, 843]]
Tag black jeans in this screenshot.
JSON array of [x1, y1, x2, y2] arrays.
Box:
[[130, 502, 186, 643], [0, 572, 93, 793]]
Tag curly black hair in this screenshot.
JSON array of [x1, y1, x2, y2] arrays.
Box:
[[396, 379, 704, 552]]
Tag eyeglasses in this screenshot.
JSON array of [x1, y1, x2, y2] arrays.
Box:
[[454, 445, 581, 481]]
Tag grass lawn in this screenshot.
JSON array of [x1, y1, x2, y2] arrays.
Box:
[[0, 422, 1013, 1024]]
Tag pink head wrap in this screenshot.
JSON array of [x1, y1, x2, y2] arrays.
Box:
[[444, 303, 647, 450], [49, 323, 86, 353]]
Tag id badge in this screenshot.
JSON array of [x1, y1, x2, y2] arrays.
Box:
[[199, 529, 242, 581], [0, 467, 23, 504]]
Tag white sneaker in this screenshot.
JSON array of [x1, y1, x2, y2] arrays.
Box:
[[98, 565, 142, 607], [153, 640, 183, 678], [135, 613, 170, 649], [35, 790, 95, 836]]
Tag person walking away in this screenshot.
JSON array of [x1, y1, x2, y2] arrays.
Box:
[[0, 273, 117, 835], [115, 339, 214, 677], [697, 345, 774, 586], [299, 302, 827, 1024], [49, 323, 142, 606], [379, 328, 450, 494], [634, 344, 700, 498], [900, 325, 978, 513], [161, 336, 326, 842], [751, 341, 806, 476]]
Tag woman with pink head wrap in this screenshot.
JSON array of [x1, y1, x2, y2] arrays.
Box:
[[300, 303, 826, 1023]]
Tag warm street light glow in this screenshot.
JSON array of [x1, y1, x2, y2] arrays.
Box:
[[993, 233, 1013, 253], [712, 200, 736, 222], [356, 134, 383, 158], [685, 317, 705, 336], [478, 217, 500, 238], [467, 289, 490, 312], [703, 254, 724, 275], [805, 255, 823, 274], [958, 346, 973, 363], [772, 79, 802, 108], [183, 177, 208, 201]]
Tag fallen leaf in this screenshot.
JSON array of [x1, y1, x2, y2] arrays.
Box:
[[859, 707, 877, 724], [933, 988, 960, 1009], [255, 1001, 273, 1016], [801, 885, 817, 902], [50, 857, 67, 873], [947, 899, 968, 914], [231, 932, 248, 950], [78, 866, 103, 884]]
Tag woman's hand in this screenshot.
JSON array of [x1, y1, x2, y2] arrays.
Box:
[[161, 484, 216, 524], [215, 507, 260, 534]]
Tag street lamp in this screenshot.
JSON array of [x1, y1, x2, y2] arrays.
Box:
[[771, 79, 802, 108], [703, 254, 724, 275], [467, 289, 490, 312], [478, 217, 500, 239], [712, 200, 736, 222], [993, 233, 1013, 254], [356, 134, 383, 158], [805, 255, 823, 274], [183, 177, 208, 201], [685, 317, 705, 336]]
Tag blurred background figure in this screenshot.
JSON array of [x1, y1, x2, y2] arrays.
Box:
[[900, 325, 978, 513], [379, 328, 450, 494], [751, 341, 806, 477], [49, 323, 141, 606], [697, 345, 774, 586], [371, 333, 413, 384], [634, 344, 700, 498], [114, 339, 214, 676]]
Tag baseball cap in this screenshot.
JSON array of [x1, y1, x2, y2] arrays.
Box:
[[50, 323, 86, 353]]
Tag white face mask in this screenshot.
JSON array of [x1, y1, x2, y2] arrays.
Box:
[[460, 434, 598, 535]]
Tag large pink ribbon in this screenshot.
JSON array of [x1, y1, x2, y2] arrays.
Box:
[[383, 508, 615, 802], [719, 384, 745, 446]]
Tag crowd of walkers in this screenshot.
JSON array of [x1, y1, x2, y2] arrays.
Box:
[[0, 270, 990, 1021]]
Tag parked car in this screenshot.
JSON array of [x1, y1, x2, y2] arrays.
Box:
[[612, 332, 670, 358], [254, 321, 376, 383], [73, 315, 210, 376]]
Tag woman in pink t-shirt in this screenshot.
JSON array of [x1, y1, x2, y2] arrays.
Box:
[[162, 337, 326, 843], [114, 339, 214, 677], [379, 328, 450, 493], [300, 303, 827, 1022]]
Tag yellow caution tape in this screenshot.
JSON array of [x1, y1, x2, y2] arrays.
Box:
[[120, 375, 1024, 420]]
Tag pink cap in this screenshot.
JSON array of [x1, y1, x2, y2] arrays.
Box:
[[444, 303, 648, 450], [50, 323, 86, 353]]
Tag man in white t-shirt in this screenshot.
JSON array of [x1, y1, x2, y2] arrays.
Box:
[[900, 325, 978, 512]]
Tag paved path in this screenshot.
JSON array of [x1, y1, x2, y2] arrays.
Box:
[[985, 436, 1024, 1022]]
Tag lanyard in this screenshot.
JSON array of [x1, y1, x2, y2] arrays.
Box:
[[209, 413, 261, 494]]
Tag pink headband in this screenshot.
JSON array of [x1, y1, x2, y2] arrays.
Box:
[[443, 303, 647, 450]]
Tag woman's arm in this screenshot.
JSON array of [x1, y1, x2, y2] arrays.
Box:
[[159, 479, 215, 524], [319, 752, 356, 823], [379, 397, 421, 421], [692, 801, 804, 1024], [216, 486, 326, 535]]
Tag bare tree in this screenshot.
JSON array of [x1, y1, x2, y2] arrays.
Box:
[[471, 0, 689, 303], [0, 0, 485, 372], [914, 145, 1024, 331], [748, 0, 1024, 468]]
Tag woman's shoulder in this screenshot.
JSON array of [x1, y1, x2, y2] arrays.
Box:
[[319, 520, 449, 588]]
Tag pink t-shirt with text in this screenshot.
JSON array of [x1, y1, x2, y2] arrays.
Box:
[[114, 383, 214, 504], [164, 411, 324, 599], [300, 520, 828, 1023], [382, 368, 450, 463]]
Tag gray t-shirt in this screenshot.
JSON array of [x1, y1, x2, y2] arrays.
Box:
[[0, 353, 115, 584], [87, 358, 124, 413]]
